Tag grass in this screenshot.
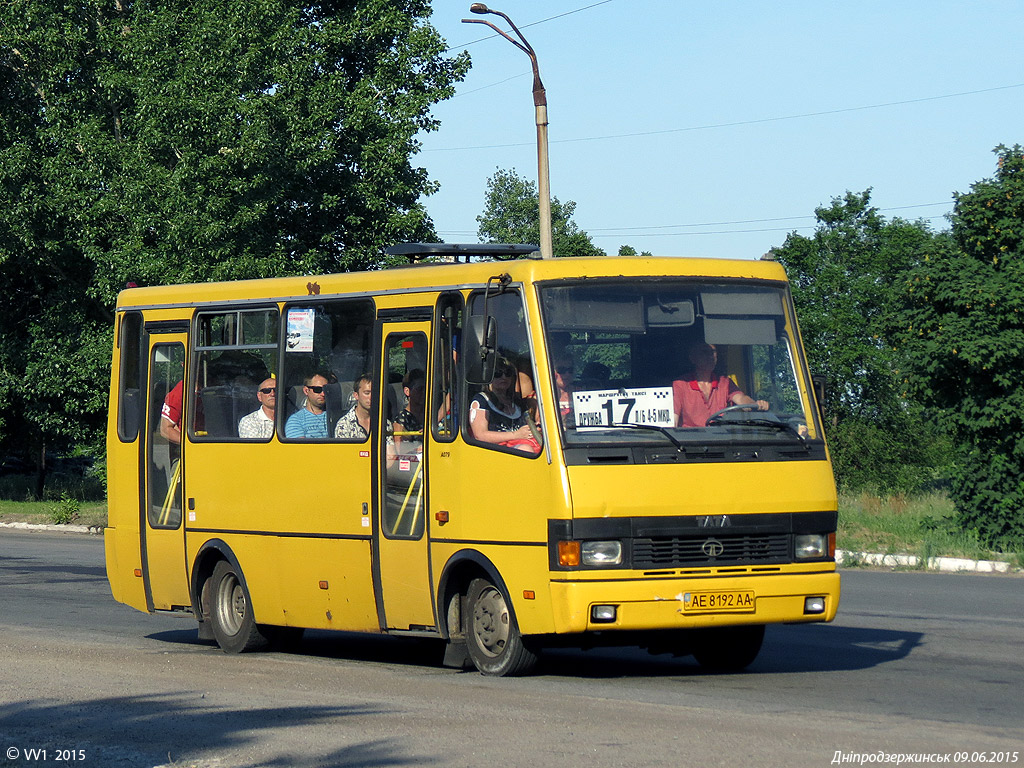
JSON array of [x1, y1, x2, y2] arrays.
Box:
[[838, 490, 1022, 568], [0, 498, 108, 529]]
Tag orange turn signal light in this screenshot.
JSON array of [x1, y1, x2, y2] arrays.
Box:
[[558, 540, 580, 567]]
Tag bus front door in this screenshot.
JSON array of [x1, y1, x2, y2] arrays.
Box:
[[374, 323, 436, 631], [142, 335, 190, 611]]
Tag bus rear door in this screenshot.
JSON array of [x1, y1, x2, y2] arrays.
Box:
[[142, 331, 190, 610]]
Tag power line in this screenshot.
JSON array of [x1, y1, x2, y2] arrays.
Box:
[[585, 214, 951, 239], [424, 83, 1024, 152], [444, 0, 616, 53], [436, 205, 951, 240], [583, 202, 951, 233]]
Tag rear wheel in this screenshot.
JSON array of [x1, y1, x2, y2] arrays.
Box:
[[209, 560, 267, 653], [465, 578, 539, 676], [692, 625, 765, 672]]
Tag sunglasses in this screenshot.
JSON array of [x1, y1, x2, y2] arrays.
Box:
[[259, 387, 276, 395], [556, 366, 574, 374], [305, 385, 325, 394]]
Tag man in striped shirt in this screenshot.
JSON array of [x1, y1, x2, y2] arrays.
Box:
[[284, 373, 330, 438]]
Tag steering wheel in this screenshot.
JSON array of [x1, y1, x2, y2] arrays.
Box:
[[706, 403, 762, 425]]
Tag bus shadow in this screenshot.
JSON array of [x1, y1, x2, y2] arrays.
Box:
[[148, 627, 450, 670], [540, 623, 924, 678], [149, 622, 921, 678]]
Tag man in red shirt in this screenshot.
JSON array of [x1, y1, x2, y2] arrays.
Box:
[[673, 343, 768, 427], [160, 381, 185, 444]]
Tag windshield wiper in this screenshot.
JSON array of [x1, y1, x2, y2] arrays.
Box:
[[598, 422, 685, 450], [707, 415, 807, 443]]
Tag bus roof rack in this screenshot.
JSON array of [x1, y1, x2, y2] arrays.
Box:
[[385, 242, 541, 265]]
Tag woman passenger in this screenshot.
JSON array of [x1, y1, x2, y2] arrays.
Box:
[[468, 358, 539, 454]]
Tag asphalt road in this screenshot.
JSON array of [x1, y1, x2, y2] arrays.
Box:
[[1, 529, 1021, 768]]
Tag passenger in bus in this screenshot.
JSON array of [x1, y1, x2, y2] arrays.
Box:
[[673, 342, 768, 427], [553, 353, 576, 427], [237, 378, 276, 439], [469, 358, 540, 454], [160, 381, 184, 445], [392, 368, 426, 451], [579, 361, 611, 391], [511, 353, 539, 424], [334, 374, 373, 440], [284, 373, 330, 438]]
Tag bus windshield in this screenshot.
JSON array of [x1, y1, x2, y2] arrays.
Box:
[[538, 279, 820, 447]]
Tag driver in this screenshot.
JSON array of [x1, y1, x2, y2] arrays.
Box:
[[672, 342, 769, 427]]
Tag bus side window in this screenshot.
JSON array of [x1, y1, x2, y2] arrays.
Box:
[[117, 311, 144, 443], [433, 292, 463, 442], [465, 289, 540, 457], [191, 309, 278, 441], [280, 299, 374, 440]]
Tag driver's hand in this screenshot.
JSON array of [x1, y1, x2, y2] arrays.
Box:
[[756, 399, 770, 411]]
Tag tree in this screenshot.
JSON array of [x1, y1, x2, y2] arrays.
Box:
[[897, 146, 1024, 548], [617, 245, 653, 257], [476, 168, 604, 257], [772, 190, 949, 493], [0, 0, 468, 494]]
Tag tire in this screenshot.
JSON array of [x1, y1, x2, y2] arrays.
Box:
[[692, 624, 765, 672], [464, 577, 539, 676], [208, 560, 268, 653]]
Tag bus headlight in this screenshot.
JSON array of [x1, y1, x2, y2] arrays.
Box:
[[581, 540, 622, 566], [794, 534, 827, 559]]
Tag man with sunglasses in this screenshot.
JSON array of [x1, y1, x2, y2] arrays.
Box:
[[284, 373, 330, 438], [238, 377, 277, 439]]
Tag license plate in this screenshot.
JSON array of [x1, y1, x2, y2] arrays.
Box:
[[682, 590, 755, 613]]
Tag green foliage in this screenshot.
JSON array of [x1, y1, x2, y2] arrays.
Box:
[[771, 190, 950, 492], [476, 168, 604, 257], [896, 146, 1024, 549], [617, 245, 653, 257], [829, 416, 952, 495], [48, 492, 81, 525], [0, 0, 467, 492]]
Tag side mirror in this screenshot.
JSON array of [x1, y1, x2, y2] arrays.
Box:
[[811, 374, 827, 417], [463, 315, 497, 384]]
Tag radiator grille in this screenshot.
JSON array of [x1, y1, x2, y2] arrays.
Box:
[[632, 533, 790, 568]]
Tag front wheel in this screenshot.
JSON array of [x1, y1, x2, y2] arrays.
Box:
[[209, 560, 268, 653], [465, 578, 539, 676]]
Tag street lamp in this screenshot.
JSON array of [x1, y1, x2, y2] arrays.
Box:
[[463, 4, 553, 259]]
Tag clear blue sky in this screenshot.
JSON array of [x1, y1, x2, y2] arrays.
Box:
[[416, 1, 1024, 259]]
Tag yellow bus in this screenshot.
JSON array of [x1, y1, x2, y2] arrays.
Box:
[[105, 244, 839, 676]]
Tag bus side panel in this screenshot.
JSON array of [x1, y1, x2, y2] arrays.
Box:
[[184, 442, 378, 631], [188, 533, 378, 632], [428, 442, 570, 637], [432, 542, 558, 637], [104, 524, 147, 612]]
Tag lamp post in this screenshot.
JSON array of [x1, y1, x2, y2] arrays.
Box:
[[463, 4, 553, 259]]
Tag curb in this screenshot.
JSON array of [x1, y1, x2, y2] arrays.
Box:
[[0, 521, 103, 535], [836, 548, 1018, 574]]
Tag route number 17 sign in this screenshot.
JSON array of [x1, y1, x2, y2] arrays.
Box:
[[572, 387, 675, 429]]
